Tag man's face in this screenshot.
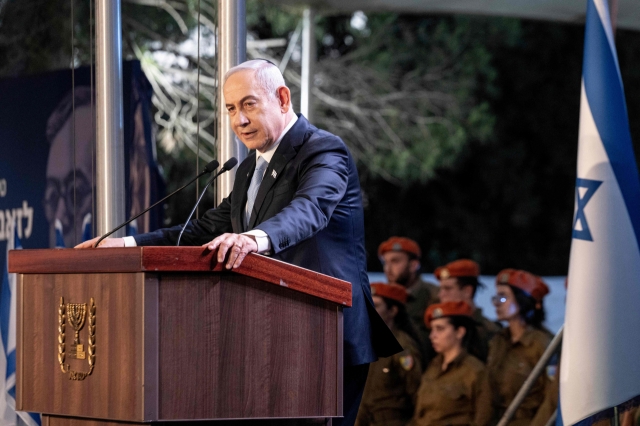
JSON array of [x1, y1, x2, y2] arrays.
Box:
[[223, 69, 289, 153], [45, 105, 93, 248], [438, 277, 465, 303], [381, 251, 417, 286]]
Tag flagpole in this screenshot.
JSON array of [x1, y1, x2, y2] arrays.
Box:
[[95, 0, 126, 237], [496, 327, 564, 426], [608, 4, 620, 425], [216, 0, 247, 206], [300, 6, 315, 121]]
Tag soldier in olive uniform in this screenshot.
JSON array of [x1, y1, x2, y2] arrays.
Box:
[[378, 237, 439, 362], [435, 259, 501, 363], [487, 269, 554, 426], [356, 283, 423, 426], [411, 301, 493, 426]]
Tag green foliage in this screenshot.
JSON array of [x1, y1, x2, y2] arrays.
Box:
[[309, 14, 521, 183], [245, 5, 520, 183], [0, 0, 76, 76], [246, 0, 299, 38]]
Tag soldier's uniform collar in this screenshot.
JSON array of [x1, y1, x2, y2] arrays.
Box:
[[502, 326, 537, 347], [437, 349, 468, 374]]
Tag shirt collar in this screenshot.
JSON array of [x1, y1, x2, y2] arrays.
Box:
[[256, 115, 298, 164], [518, 327, 537, 347], [435, 350, 468, 374], [501, 325, 536, 347]]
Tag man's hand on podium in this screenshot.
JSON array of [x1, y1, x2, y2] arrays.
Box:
[[74, 237, 125, 249], [204, 233, 258, 270]]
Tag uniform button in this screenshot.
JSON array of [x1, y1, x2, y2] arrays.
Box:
[[382, 368, 389, 373]]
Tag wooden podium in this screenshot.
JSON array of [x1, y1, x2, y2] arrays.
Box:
[[8, 247, 350, 425]]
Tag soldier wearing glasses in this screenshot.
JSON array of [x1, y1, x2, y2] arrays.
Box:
[[486, 269, 554, 426]]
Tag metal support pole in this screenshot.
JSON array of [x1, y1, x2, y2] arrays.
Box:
[[300, 6, 315, 121], [216, 0, 247, 205], [497, 326, 564, 426], [95, 0, 125, 236]]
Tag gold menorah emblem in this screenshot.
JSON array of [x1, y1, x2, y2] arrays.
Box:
[[58, 297, 96, 381], [67, 303, 86, 358]]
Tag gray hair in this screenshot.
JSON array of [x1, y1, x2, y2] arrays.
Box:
[[223, 59, 287, 99]]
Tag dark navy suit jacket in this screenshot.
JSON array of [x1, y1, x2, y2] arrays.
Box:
[[135, 115, 402, 365]]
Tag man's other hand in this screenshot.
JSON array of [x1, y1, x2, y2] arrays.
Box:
[[204, 233, 258, 269], [75, 237, 125, 249]]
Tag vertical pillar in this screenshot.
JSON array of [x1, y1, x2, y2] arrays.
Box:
[[217, 0, 247, 204], [300, 7, 316, 121], [95, 0, 125, 236]]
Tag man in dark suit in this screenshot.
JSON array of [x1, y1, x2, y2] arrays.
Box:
[[77, 59, 401, 425]]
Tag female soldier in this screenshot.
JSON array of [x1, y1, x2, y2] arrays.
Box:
[[356, 283, 423, 426], [411, 301, 492, 426], [487, 269, 552, 426]]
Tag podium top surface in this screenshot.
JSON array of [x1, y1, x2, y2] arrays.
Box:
[[8, 247, 352, 307]]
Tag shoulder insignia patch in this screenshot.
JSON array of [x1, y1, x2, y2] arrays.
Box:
[[399, 354, 414, 371]]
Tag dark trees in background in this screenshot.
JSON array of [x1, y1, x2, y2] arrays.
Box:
[[364, 20, 640, 275]]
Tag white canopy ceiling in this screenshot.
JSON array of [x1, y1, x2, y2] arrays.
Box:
[[272, 0, 640, 31]]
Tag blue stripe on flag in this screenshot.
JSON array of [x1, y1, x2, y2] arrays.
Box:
[[582, 0, 640, 249], [27, 412, 41, 425], [556, 399, 563, 426]]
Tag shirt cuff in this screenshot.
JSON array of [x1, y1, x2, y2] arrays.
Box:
[[123, 236, 137, 247], [242, 230, 271, 254]]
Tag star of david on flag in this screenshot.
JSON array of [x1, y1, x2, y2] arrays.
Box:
[[572, 178, 602, 242], [560, 0, 640, 424]]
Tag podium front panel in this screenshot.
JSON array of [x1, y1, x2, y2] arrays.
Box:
[[152, 272, 340, 420], [18, 272, 146, 421], [17, 269, 343, 422]]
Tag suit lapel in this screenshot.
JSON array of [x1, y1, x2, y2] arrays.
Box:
[[248, 116, 310, 229], [232, 154, 255, 232]]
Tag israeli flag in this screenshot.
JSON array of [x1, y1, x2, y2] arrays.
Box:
[[0, 224, 40, 425], [560, 0, 640, 424]]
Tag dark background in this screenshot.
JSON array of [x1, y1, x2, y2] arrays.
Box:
[[361, 20, 640, 275]]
